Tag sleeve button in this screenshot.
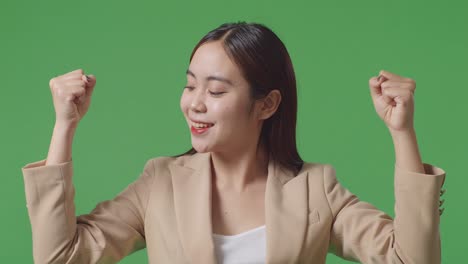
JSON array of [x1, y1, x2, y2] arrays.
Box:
[[440, 189, 446, 197], [439, 199, 445, 207], [439, 208, 445, 216]]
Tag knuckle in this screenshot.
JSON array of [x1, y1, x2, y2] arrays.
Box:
[[76, 80, 85, 87], [49, 77, 55, 88], [407, 78, 416, 85], [406, 82, 416, 91]]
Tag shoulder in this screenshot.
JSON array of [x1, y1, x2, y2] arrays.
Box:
[[142, 153, 198, 176], [131, 154, 191, 189], [143, 154, 188, 171], [294, 161, 344, 198], [299, 162, 359, 217], [145, 155, 179, 167], [299, 161, 338, 183]]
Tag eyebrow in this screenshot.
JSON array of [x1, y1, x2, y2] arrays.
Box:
[[186, 69, 234, 86]]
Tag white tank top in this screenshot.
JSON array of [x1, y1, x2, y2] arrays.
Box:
[[212, 225, 266, 264]]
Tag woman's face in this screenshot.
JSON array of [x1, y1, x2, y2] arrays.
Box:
[[180, 40, 261, 154]]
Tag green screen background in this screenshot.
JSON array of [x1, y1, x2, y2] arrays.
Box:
[[1, 0, 466, 262]]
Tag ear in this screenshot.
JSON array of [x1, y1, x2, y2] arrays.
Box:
[[256, 89, 282, 120]]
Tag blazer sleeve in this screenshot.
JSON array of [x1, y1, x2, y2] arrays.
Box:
[[21, 157, 156, 264], [324, 162, 446, 264]]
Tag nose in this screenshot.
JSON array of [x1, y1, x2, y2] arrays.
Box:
[[190, 89, 207, 113]]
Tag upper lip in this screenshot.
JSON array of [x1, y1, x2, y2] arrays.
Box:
[[189, 118, 213, 124]]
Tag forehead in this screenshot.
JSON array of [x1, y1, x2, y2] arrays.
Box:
[[188, 41, 246, 85]]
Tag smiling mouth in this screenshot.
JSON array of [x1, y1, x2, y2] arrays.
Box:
[[190, 121, 214, 128], [190, 124, 213, 135]]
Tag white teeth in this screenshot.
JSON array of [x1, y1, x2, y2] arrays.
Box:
[[191, 121, 213, 128]]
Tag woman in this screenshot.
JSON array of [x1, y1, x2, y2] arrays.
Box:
[[22, 22, 446, 264]]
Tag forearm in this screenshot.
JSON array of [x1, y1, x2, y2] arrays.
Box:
[[46, 122, 77, 165], [390, 129, 425, 173]]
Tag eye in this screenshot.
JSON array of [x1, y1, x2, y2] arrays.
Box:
[[184, 86, 195, 91], [209, 91, 226, 96]]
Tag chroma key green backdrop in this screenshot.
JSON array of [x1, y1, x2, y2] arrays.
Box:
[[1, 0, 466, 263]]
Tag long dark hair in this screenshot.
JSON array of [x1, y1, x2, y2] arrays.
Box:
[[176, 21, 303, 174]]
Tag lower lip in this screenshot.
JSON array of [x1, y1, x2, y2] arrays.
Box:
[[191, 125, 213, 135]]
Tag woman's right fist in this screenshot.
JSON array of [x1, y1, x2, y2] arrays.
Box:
[[49, 69, 96, 126]]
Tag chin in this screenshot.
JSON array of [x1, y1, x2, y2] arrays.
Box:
[[191, 143, 212, 153], [194, 148, 210, 153]]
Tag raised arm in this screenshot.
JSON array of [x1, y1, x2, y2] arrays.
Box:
[[326, 70, 446, 263], [22, 69, 153, 263], [45, 68, 96, 165]]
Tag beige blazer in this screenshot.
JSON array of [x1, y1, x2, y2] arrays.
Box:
[[22, 152, 446, 264]]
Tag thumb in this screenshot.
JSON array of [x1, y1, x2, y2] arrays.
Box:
[[84, 74, 97, 96], [369, 76, 382, 100]]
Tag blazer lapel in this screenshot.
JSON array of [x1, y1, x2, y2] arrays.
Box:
[[265, 158, 309, 263], [169, 152, 308, 264], [169, 152, 217, 264]]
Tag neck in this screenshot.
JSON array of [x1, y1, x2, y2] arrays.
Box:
[[210, 143, 269, 193]]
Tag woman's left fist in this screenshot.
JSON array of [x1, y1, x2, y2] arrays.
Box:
[[369, 70, 416, 133]]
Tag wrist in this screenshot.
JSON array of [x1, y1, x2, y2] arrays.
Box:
[[389, 128, 425, 173], [46, 123, 76, 166], [389, 128, 416, 139], [54, 121, 78, 132]]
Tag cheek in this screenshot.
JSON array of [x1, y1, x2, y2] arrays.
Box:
[[210, 101, 235, 121], [211, 99, 250, 126]]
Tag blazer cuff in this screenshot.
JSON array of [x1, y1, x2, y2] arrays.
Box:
[[394, 162, 446, 218], [21, 158, 74, 208], [22, 158, 72, 170], [394, 162, 446, 191]]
